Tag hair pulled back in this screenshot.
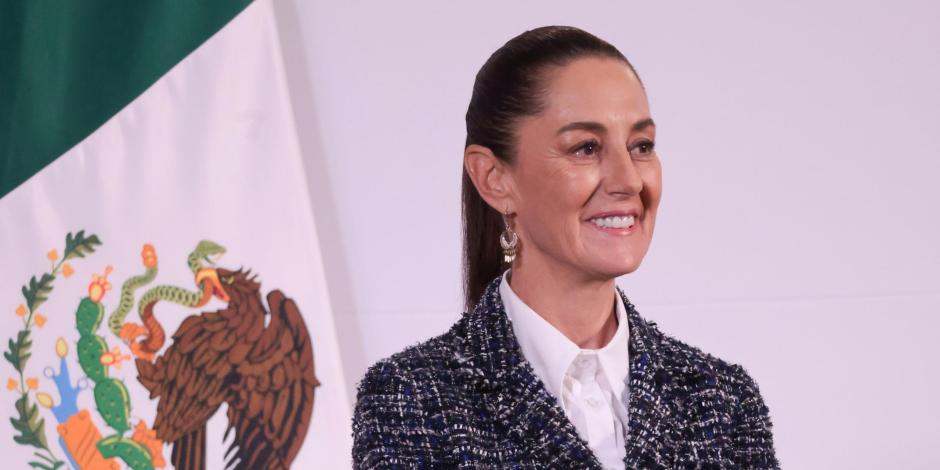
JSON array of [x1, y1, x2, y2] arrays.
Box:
[[462, 25, 640, 311]]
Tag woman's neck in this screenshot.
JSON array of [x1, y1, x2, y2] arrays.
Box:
[[508, 257, 618, 349]]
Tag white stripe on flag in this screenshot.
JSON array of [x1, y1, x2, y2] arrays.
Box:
[[0, 0, 351, 467]]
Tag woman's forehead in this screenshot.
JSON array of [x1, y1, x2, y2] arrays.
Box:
[[539, 57, 650, 129]]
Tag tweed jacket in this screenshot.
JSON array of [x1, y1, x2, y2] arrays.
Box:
[[352, 272, 779, 469]]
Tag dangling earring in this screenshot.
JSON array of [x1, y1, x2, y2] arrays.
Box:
[[500, 208, 518, 264]]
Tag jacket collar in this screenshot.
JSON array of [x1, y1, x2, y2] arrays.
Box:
[[498, 267, 631, 425], [455, 271, 676, 468]]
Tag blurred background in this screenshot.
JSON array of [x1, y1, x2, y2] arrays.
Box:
[[274, 1, 940, 468]]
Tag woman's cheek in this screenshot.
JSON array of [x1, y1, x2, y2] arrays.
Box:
[[565, 169, 602, 208]]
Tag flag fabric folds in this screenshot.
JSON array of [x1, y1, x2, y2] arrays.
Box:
[[0, 1, 352, 468]]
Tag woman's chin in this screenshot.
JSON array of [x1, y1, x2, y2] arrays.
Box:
[[580, 242, 647, 274], [582, 255, 644, 279]]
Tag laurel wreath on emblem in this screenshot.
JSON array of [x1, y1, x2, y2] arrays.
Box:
[[4, 230, 101, 470]]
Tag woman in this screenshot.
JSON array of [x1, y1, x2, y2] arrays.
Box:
[[352, 26, 778, 469]]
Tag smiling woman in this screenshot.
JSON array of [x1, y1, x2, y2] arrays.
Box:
[[352, 26, 779, 469]]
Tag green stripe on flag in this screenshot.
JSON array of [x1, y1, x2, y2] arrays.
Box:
[[0, 0, 253, 198]]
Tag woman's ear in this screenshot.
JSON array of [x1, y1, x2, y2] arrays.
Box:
[[464, 144, 516, 213]]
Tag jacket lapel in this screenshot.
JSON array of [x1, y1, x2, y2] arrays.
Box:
[[617, 286, 676, 468], [458, 274, 683, 468], [458, 272, 603, 468]]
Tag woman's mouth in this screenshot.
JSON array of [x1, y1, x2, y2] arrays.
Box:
[[587, 215, 639, 234]]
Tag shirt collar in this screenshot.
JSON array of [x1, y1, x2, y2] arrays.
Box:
[[499, 268, 630, 408]]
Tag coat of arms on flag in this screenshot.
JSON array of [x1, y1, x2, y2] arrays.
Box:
[[5, 231, 319, 469]]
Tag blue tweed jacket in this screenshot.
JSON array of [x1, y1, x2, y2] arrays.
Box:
[[352, 272, 779, 469]]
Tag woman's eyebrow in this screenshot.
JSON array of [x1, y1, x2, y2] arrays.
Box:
[[555, 117, 655, 135], [632, 117, 655, 132], [555, 121, 606, 135]]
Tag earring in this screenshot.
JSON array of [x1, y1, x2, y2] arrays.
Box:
[[500, 208, 518, 264]]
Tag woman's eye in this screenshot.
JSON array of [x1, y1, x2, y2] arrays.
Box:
[[630, 139, 656, 158], [572, 140, 601, 157]]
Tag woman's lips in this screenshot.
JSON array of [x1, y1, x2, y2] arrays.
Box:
[[585, 216, 640, 235]]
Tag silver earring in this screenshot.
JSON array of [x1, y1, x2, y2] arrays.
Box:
[[500, 209, 518, 264]]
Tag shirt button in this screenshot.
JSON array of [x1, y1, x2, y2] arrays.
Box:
[[577, 357, 596, 374], [585, 396, 600, 408]]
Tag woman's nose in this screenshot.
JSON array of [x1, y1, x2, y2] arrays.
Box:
[[603, 146, 644, 196]]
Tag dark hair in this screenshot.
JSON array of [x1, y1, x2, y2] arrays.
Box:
[[461, 26, 641, 311]]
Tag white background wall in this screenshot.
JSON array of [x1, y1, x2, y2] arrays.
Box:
[[273, 1, 940, 468]]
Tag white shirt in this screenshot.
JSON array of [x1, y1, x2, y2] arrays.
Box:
[[499, 268, 630, 470]]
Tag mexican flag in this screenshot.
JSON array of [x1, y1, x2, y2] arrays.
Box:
[[0, 1, 352, 468]]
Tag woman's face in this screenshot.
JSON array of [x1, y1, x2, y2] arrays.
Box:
[[507, 57, 661, 280]]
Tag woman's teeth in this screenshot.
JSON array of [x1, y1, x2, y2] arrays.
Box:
[[589, 215, 636, 229]]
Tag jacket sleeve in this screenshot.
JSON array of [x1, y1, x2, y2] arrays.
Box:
[[351, 359, 438, 469], [729, 365, 780, 469]]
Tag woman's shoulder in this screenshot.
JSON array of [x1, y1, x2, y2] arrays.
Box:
[[351, 320, 472, 468], [355, 317, 468, 398], [645, 321, 778, 465], [645, 318, 768, 405], [619, 287, 762, 394]]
